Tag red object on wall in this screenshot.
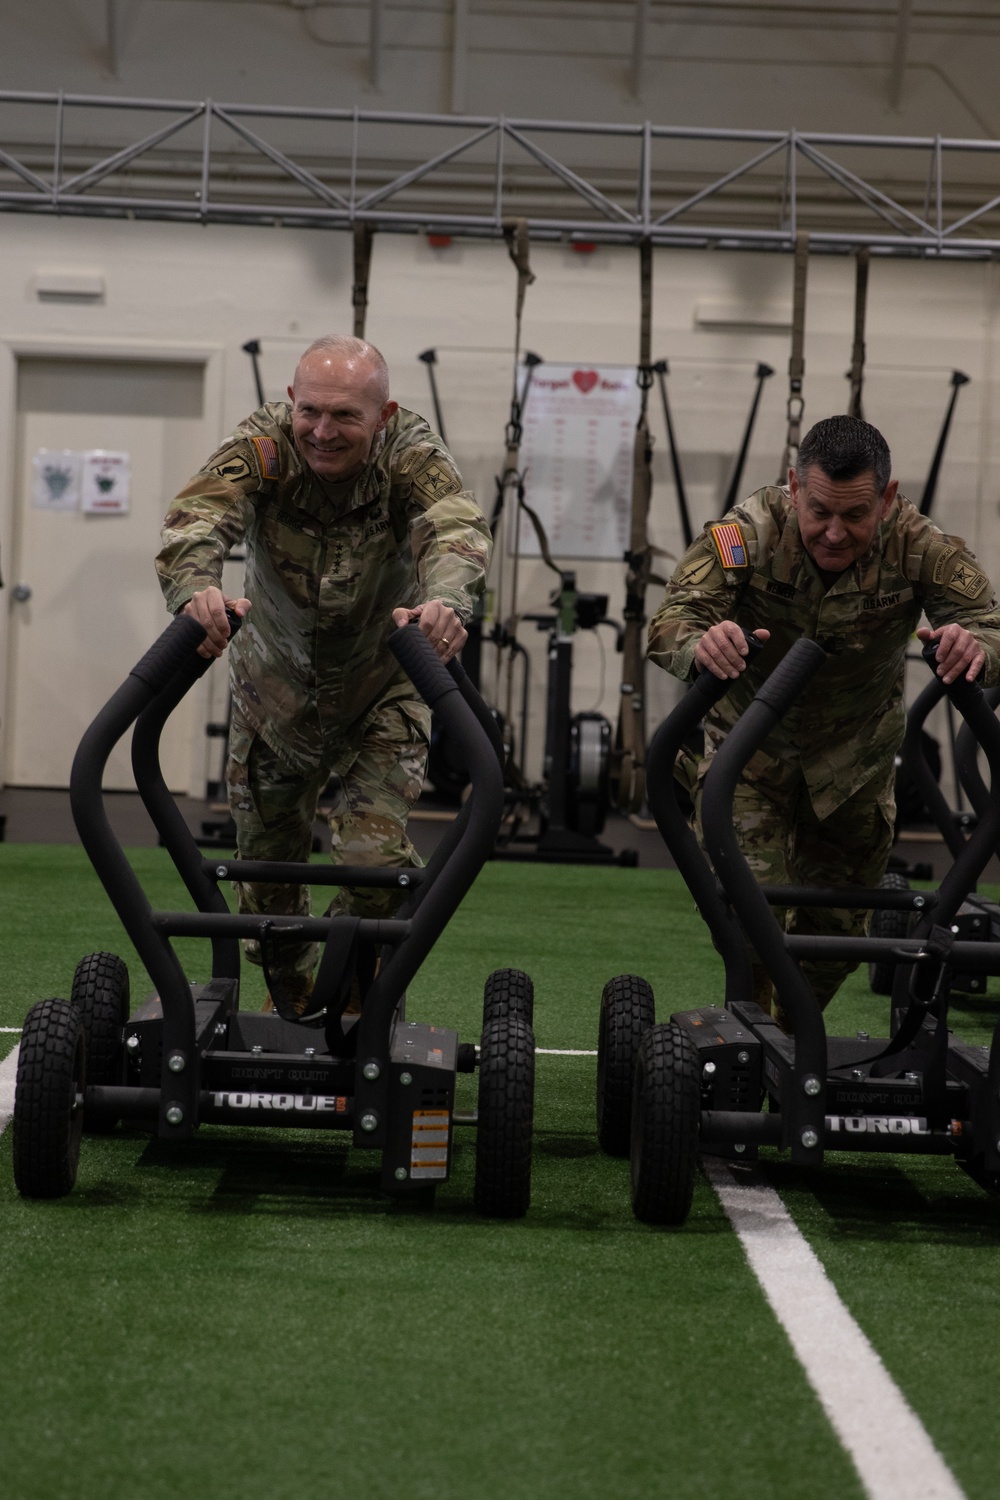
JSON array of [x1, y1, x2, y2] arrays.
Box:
[[427, 233, 453, 248], [571, 241, 597, 254]]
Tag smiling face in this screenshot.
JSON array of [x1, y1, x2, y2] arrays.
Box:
[[788, 463, 898, 572], [288, 351, 397, 482]]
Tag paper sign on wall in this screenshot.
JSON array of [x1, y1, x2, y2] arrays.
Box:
[[82, 450, 131, 514], [32, 449, 82, 511], [512, 363, 642, 561]]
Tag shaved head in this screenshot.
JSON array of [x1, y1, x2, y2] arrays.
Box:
[[287, 335, 397, 482], [293, 335, 390, 407]]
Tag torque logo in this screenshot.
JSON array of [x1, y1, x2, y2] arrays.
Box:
[[825, 1114, 929, 1136], [211, 1092, 348, 1114]]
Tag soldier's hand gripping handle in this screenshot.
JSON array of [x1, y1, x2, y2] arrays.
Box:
[[694, 622, 770, 681], [182, 585, 252, 659], [694, 624, 769, 684]]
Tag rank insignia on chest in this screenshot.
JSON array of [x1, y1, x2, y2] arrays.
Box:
[[709, 522, 749, 571], [250, 435, 280, 480]]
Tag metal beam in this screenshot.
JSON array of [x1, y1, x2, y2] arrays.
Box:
[[889, 0, 914, 111], [451, 0, 470, 115], [3, 94, 1000, 257], [630, 0, 651, 99]]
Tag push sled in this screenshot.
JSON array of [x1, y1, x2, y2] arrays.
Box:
[[13, 615, 535, 1217], [596, 634, 1000, 1225]]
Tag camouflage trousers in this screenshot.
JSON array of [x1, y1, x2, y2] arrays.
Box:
[[694, 764, 895, 1017], [227, 695, 430, 986]]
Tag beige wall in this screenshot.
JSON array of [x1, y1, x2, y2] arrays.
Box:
[[1, 213, 997, 782]]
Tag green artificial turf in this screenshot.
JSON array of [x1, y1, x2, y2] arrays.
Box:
[[1, 844, 998, 1499]]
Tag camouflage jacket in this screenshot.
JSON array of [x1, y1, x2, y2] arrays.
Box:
[[156, 403, 491, 775], [648, 485, 1000, 818]]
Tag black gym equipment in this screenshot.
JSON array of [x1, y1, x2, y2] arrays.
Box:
[[719, 361, 775, 519], [652, 359, 693, 550], [418, 348, 448, 446], [869, 669, 1000, 1004], [598, 635, 1000, 1226], [242, 338, 265, 407], [920, 369, 971, 518], [498, 570, 633, 865], [13, 614, 536, 1216]]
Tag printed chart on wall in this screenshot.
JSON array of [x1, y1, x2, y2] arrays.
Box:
[[512, 363, 641, 560]]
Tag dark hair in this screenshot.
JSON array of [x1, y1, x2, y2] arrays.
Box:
[[796, 416, 892, 495]]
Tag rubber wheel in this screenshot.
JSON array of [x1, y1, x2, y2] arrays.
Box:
[[630, 1021, 701, 1227], [483, 968, 534, 1028], [868, 873, 912, 995], [474, 1012, 535, 1218], [71, 952, 129, 1131], [13, 998, 85, 1200], [597, 974, 655, 1156]]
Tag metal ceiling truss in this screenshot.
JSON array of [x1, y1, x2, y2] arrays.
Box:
[[3, 91, 1000, 257]]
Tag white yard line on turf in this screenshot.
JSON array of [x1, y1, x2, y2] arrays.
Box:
[[536, 1048, 597, 1056], [704, 1157, 965, 1500], [0, 1045, 20, 1135], [0, 1026, 22, 1034]]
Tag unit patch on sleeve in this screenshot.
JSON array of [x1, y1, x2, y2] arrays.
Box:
[[947, 560, 989, 600], [675, 555, 717, 588], [708, 522, 749, 571], [250, 435, 281, 481], [411, 459, 460, 504], [206, 445, 253, 484]]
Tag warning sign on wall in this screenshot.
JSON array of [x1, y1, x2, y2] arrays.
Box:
[[82, 450, 131, 515], [512, 363, 641, 561]]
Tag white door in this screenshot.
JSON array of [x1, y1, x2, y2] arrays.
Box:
[[6, 356, 208, 791]]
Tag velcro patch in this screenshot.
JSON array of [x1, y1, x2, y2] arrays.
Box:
[[749, 576, 795, 600], [676, 554, 717, 588], [411, 459, 459, 503], [947, 560, 989, 599], [708, 522, 749, 571], [250, 434, 280, 480], [932, 544, 958, 585], [206, 445, 253, 484]]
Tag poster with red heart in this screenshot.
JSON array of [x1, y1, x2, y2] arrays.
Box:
[[512, 362, 641, 559]]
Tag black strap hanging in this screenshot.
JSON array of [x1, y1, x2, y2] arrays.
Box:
[[352, 222, 375, 339], [846, 247, 870, 420], [778, 230, 810, 480]]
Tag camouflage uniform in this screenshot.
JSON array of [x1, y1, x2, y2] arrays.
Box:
[[648, 484, 1000, 1012], [157, 402, 491, 987]]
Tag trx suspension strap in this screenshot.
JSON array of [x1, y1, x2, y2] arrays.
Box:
[[241, 339, 265, 407], [493, 222, 561, 746], [652, 359, 692, 549], [352, 222, 375, 338], [920, 369, 971, 517], [777, 230, 810, 481], [614, 236, 655, 815], [846, 246, 870, 420], [720, 361, 774, 517]]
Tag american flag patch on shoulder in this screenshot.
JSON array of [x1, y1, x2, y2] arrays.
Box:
[[709, 521, 748, 570], [250, 435, 280, 480]]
